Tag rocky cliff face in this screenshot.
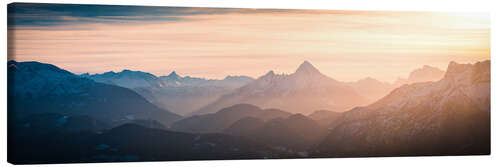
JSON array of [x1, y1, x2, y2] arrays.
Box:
[[317, 60, 490, 157]]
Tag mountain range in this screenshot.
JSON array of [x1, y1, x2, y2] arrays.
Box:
[[80, 60, 445, 117], [394, 65, 446, 85], [191, 61, 445, 116], [191, 61, 371, 116], [348, 65, 445, 102], [224, 113, 328, 151], [82, 70, 253, 116], [317, 60, 490, 156], [7, 59, 489, 164], [8, 61, 181, 127], [171, 104, 292, 133], [307, 110, 342, 126]]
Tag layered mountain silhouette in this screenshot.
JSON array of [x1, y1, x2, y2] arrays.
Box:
[[171, 104, 292, 133], [347, 77, 396, 102], [8, 61, 181, 127], [394, 65, 445, 85], [191, 61, 371, 116], [7, 60, 490, 164], [82, 61, 445, 116], [348, 65, 445, 102], [83, 70, 253, 116], [224, 113, 328, 151], [308, 110, 342, 126], [317, 60, 490, 157]]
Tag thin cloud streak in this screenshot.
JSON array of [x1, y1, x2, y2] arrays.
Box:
[[8, 4, 490, 82]]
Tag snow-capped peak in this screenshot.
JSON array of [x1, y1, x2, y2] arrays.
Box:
[[82, 69, 160, 89], [8, 61, 93, 97]]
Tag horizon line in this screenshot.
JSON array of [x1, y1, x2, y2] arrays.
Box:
[[9, 59, 490, 83]]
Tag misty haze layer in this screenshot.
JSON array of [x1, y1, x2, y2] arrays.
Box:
[[8, 60, 490, 164]]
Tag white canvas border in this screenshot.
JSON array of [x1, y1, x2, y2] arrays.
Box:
[[0, 0, 497, 167]]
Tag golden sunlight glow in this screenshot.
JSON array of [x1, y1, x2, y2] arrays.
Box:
[[8, 10, 490, 82]]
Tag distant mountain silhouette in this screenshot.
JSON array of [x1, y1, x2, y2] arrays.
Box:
[[83, 69, 253, 115], [191, 61, 370, 116], [347, 77, 396, 102], [317, 60, 490, 157], [348, 65, 445, 103], [223, 117, 265, 136], [224, 114, 328, 151], [308, 110, 342, 126], [171, 104, 292, 133], [394, 65, 445, 85], [160, 71, 182, 81], [8, 61, 181, 127]]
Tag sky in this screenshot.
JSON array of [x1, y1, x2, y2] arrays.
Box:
[[7, 3, 490, 82]]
